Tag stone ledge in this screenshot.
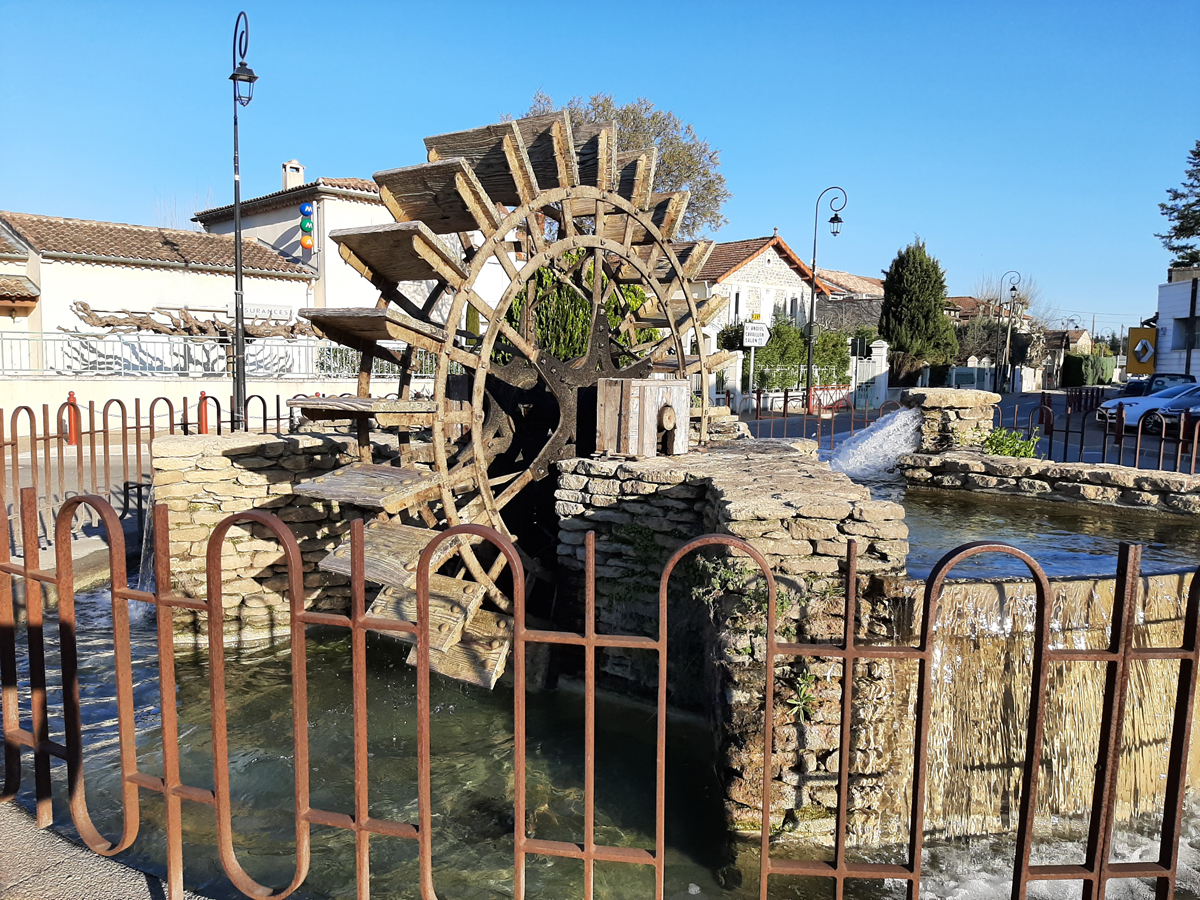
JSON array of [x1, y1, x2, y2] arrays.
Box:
[[897, 449, 1200, 516]]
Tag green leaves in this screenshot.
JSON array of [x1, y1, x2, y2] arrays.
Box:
[[879, 239, 958, 365], [1157, 139, 1200, 269]]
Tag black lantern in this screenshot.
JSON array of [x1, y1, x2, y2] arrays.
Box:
[[231, 61, 257, 106], [828, 212, 843, 237], [1009, 283, 1018, 303]]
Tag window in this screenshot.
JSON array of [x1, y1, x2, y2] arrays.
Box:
[[733, 290, 740, 323], [1173, 318, 1197, 351]]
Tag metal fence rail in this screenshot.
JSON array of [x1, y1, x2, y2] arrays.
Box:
[[2, 486, 1197, 899], [0, 333, 441, 380]]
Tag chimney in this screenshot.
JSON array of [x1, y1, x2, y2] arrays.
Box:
[[282, 159, 305, 190]]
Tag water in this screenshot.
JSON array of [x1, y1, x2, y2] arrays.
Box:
[[823, 406, 1200, 579], [826, 408, 922, 481], [14, 579, 1200, 899]]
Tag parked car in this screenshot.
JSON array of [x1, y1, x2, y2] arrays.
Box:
[[1147, 385, 1200, 432], [1120, 373, 1196, 398], [1097, 382, 1200, 428]]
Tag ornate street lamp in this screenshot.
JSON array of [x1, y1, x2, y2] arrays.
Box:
[[230, 12, 257, 431], [805, 187, 847, 412], [998, 270, 1022, 393]]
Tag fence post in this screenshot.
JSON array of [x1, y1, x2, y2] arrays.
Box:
[[66, 391, 79, 446], [198, 392, 209, 435]]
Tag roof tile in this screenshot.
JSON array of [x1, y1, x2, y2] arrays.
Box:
[[0, 212, 313, 277], [0, 275, 39, 299]]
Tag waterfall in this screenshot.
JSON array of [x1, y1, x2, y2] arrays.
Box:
[[827, 407, 923, 481], [136, 485, 155, 593]]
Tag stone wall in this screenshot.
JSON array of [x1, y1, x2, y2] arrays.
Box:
[[151, 432, 363, 646], [554, 439, 909, 842], [900, 388, 999, 451], [898, 449, 1200, 515]]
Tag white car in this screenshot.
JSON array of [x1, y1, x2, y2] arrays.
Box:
[[1096, 382, 1200, 428]]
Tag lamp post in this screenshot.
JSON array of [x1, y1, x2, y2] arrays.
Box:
[[997, 270, 1021, 393], [230, 11, 258, 431], [805, 186, 847, 413], [993, 271, 1022, 391]]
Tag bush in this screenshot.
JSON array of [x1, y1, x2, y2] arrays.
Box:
[[1062, 353, 1116, 386], [983, 427, 1041, 458]]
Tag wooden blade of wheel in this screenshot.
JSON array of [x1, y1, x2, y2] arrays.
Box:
[[600, 192, 689, 246], [331, 220, 469, 290], [374, 158, 497, 235], [301, 307, 447, 354], [424, 120, 539, 208]]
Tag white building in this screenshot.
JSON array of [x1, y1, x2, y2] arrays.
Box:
[[0, 210, 314, 336], [1154, 266, 1200, 373], [194, 161, 394, 312]]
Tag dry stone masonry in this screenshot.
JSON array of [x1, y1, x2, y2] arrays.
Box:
[[898, 450, 1200, 515], [152, 432, 364, 646], [555, 439, 909, 841], [901, 388, 1000, 451]]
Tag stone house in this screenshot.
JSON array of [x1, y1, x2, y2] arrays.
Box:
[[686, 232, 834, 330]]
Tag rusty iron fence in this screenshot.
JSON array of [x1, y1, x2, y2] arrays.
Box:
[[2, 484, 1200, 899], [1001, 389, 1200, 474], [734, 388, 905, 450]]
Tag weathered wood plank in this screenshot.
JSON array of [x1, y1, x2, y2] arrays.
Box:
[[573, 121, 614, 188], [368, 574, 486, 652], [330, 221, 467, 289], [424, 121, 536, 208], [300, 308, 447, 353], [406, 608, 512, 689], [374, 159, 491, 235], [650, 350, 735, 376], [286, 396, 438, 414], [600, 192, 690, 245], [615, 147, 657, 208], [292, 463, 443, 514], [513, 112, 577, 189], [319, 521, 466, 590]]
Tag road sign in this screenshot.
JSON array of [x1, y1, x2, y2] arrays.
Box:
[[743, 322, 770, 348]]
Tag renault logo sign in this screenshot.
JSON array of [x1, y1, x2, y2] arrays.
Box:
[[1134, 339, 1154, 364]]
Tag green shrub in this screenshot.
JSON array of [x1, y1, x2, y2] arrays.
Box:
[[983, 426, 1041, 458]]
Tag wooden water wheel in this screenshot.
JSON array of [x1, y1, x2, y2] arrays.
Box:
[[287, 113, 732, 686]]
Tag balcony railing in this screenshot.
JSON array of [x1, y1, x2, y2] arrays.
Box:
[[0, 333, 443, 380]]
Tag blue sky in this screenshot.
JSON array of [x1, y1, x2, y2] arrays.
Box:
[[2, 0, 1196, 336]]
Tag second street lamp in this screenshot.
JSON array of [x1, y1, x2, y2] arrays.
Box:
[[805, 187, 847, 413], [230, 11, 257, 432]]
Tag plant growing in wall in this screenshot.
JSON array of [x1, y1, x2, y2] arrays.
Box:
[[982, 426, 1042, 458]]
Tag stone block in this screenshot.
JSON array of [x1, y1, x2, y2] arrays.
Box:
[[554, 489, 585, 504], [751, 538, 812, 557], [964, 474, 1017, 490], [1018, 478, 1052, 494], [840, 521, 907, 540], [554, 501, 586, 517], [558, 473, 588, 491], [1120, 489, 1162, 507], [1053, 482, 1119, 503], [931, 474, 965, 488], [184, 468, 238, 483], [786, 519, 841, 541], [195, 456, 233, 470], [152, 456, 200, 471], [1164, 493, 1200, 514], [851, 500, 904, 522]]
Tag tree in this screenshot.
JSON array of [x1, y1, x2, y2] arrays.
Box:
[[519, 91, 731, 239], [1157, 139, 1200, 268], [878, 239, 958, 365]]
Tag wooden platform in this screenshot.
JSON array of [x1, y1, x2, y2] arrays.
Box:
[[319, 521, 467, 590], [292, 463, 443, 515], [287, 396, 440, 428], [301, 307, 448, 354], [368, 574, 486, 652], [406, 608, 513, 689], [329, 220, 468, 288]]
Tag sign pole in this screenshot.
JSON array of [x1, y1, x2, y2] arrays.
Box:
[[749, 346, 756, 397]]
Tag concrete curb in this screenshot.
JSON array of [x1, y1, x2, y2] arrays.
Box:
[[0, 802, 209, 899]]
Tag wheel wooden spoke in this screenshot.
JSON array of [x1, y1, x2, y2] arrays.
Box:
[[321, 117, 722, 667]]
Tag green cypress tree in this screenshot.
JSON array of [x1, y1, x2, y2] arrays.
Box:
[[1157, 139, 1200, 268], [878, 239, 958, 364]]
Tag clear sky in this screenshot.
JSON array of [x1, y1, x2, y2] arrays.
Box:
[[2, 0, 1196, 337]]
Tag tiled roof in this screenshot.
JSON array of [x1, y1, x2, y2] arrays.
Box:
[[0, 228, 25, 258], [683, 235, 836, 295], [0, 275, 39, 299], [193, 177, 381, 223], [815, 268, 883, 298], [0, 212, 313, 278]]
